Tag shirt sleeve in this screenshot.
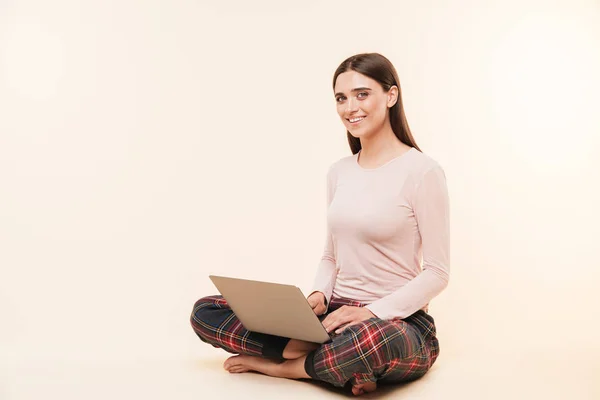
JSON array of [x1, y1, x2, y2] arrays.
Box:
[[309, 165, 339, 311], [365, 165, 450, 319]]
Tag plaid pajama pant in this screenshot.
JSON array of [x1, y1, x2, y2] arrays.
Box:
[[190, 294, 440, 388]]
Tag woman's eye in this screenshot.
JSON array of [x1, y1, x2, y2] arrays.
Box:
[[336, 92, 367, 103]]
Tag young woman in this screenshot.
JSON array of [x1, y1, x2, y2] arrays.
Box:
[[190, 52, 450, 396]]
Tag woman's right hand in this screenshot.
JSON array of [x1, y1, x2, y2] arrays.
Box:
[[307, 291, 327, 316]]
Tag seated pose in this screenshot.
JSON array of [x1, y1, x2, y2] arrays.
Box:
[[190, 52, 450, 396]]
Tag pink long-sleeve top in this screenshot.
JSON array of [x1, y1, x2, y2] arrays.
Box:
[[310, 147, 450, 320]]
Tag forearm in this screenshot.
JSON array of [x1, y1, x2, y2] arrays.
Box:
[[310, 256, 337, 309], [365, 268, 449, 320]]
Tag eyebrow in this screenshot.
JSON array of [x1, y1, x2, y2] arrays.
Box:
[[334, 87, 372, 97]]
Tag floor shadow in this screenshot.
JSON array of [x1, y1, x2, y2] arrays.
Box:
[[300, 373, 432, 399], [190, 356, 439, 398], [190, 356, 226, 370]]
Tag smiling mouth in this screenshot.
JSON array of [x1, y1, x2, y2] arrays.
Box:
[[347, 116, 366, 124]]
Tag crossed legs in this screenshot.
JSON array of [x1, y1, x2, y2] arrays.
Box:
[[190, 295, 437, 396], [223, 339, 377, 396]]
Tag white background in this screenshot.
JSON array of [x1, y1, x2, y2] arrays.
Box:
[[1, 0, 599, 398]]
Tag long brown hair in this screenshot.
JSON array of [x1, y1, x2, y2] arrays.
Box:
[[332, 53, 421, 154]]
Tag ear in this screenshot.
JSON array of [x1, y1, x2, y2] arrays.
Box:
[[387, 85, 399, 108]]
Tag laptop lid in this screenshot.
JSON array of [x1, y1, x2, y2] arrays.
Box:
[[209, 275, 331, 344]]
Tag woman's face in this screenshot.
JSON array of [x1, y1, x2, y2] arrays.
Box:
[[334, 70, 397, 139]]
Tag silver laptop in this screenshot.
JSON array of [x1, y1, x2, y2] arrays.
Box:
[[209, 275, 332, 343]]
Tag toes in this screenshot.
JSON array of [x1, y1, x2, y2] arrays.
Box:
[[352, 386, 364, 396], [352, 381, 377, 396], [363, 381, 377, 393], [223, 355, 241, 370], [223, 355, 254, 374]]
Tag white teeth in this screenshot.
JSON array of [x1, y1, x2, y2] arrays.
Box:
[[349, 117, 365, 123]]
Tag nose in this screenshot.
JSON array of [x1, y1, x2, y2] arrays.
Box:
[[345, 97, 359, 114]]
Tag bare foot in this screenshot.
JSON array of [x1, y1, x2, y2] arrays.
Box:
[[223, 354, 311, 380], [352, 381, 377, 396], [223, 355, 281, 376]]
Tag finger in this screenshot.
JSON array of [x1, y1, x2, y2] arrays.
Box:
[[324, 307, 363, 333], [321, 308, 337, 323], [316, 303, 327, 315], [335, 321, 356, 334], [321, 313, 336, 330], [322, 317, 335, 332], [322, 307, 344, 324], [313, 305, 324, 316], [323, 314, 351, 333], [310, 298, 325, 310]]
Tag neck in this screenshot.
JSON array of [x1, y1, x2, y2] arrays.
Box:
[[358, 121, 407, 161]]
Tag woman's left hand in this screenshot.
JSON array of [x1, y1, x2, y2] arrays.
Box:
[[321, 306, 377, 334]]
